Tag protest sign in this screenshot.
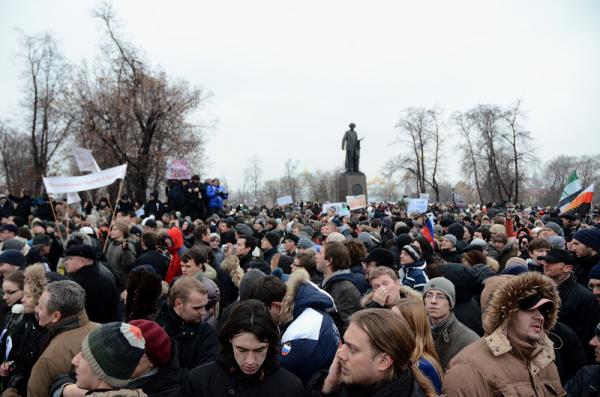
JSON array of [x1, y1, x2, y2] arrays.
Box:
[[66, 192, 81, 205], [407, 198, 429, 214], [276, 195, 293, 206], [73, 147, 101, 173], [43, 164, 127, 194], [346, 194, 367, 210], [166, 160, 192, 180], [322, 202, 350, 217]]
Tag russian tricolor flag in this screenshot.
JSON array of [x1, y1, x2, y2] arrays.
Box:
[[421, 213, 435, 243]]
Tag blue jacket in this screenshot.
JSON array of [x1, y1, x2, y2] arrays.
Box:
[[279, 270, 341, 384], [400, 259, 429, 292], [206, 185, 227, 209]]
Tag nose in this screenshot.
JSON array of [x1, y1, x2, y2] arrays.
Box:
[[245, 352, 257, 366]]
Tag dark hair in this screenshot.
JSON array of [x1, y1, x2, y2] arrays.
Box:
[[475, 227, 491, 242], [324, 241, 351, 271], [181, 247, 208, 267], [343, 240, 367, 267], [218, 300, 280, 370], [528, 238, 551, 252], [247, 276, 286, 306], [240, 236, 257, 251], [413, 237, 434, 264], [295, 252, 317, 274], [141, 232, 157, 250], [126, 269, 162, 321], [461, 250, 487, 266], [4, 270, 25, 290], [194, 224, 210, 243]]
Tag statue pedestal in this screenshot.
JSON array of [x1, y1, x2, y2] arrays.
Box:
[[338, 172, 367, 202]]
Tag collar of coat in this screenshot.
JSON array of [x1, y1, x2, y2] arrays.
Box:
[[484, 327, 555, 374]]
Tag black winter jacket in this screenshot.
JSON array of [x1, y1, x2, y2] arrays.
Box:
[[68, 263, 121, 324], [321, 271, 362, 336], [156, 305, 217, 370], [180, 360, 303, 397], [565, 365, 600, 397]]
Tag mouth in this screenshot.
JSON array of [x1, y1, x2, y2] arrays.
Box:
[[241, 365, 258, 374], [531, 323, 542, 332]]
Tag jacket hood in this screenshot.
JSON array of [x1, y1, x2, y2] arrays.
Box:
[[280, 269, 335, 323], [483, 272, 560, 335], [439, 263, 478, 303], [447, 223, 465, 240], [322, 270, 356, 289], [167, 227, 184, 251]]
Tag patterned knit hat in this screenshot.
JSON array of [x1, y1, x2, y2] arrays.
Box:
[[81, 322, 145, 387]]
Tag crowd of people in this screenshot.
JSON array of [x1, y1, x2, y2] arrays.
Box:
[[0, 183, 600, 396]]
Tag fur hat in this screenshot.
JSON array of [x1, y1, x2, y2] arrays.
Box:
[[483, 272, 559, 335]]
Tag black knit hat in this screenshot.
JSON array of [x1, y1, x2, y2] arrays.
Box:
[[81, 322, 145, 387], [264, 232, 280, 249], [0, 249, 26, 269]]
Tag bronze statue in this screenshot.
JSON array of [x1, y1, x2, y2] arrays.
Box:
[[341, 123, 362, 173]]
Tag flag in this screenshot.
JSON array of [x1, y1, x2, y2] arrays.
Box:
[[73, 147, 101, 173], [43, 164, 127, 194], [421, 213, 436, 243], [560, 184, 594, 215], [559, 171, 583, 212]]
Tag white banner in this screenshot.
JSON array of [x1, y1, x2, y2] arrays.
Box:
[[166, 160, 192, 180], [346, 194, 367, 210], [276, 195, 293, 206], [321, 202, 350, 217], [407, 198, 429, 214], [43, 164, 127, 194], [73, 147, 101, 173]]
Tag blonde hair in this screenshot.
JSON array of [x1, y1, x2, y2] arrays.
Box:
[[220, 256, 244, 288], [393, 299, 444, 380]]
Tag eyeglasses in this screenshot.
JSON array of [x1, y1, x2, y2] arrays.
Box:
[[424, 291, 448, 301], [2, 289, 21, 296], [588, 283, 600, 292]]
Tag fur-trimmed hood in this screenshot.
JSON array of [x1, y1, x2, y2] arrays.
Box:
[[279, 268, 335, 324], [483, 272, 560, 335]]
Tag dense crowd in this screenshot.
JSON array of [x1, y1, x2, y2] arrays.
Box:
[[0, 185, 600, 397]]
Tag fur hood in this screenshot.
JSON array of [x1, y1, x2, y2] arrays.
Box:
[[483, 272, 560, 335], [280, 268, 335, 324]]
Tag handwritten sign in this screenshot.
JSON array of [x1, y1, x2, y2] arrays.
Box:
[[166, 160, 192, 180], [346, 195, 367, 210]]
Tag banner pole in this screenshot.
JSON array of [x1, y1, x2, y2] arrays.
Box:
[[49, 197, 65, 245], [103, 178, 125, 254]]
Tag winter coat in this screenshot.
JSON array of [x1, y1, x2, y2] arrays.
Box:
[[134, 249, 170, 279], [440, 263, 484, 335], [85, 389, 146, 397], [206, 185, 227, 209], [27, 312, 98, 397], [0, 305, 25, 363], [320, 270, 362, 335], [565, 365, 600, 397], [106, 239, 137, 288], [180, 360, 303, 397], [349, 265, 369, 294], [431, 312, 479, 369], [399, 259, 429, 292], [165, 227, 185, 283], [552, 321, 587, 385], [128, 341, 184, 397], [155, 305, 217, 370], [557, 273, 600, 361], [278, 269, 340, 383], [68, 262, 121, 324], [3, 313, 48, 396], [443, 271, 565, 397], [306, 367, 427, 397], [440, 249, 462, 264], [575, 252, 600, 288]]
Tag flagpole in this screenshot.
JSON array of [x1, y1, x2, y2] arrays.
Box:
[[103, 178, 125, 254], [49, 197, 65, 246]]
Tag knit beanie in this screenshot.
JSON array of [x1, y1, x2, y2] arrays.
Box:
[[326, 232, 345, 242], [589, 262, 600, 280], [264, 232, 280, 249], [402, 245, 422, 262], [0, 249, 27, 269], [81, 322, 145, 387], [129, 320, 171, 367], [297, 236, 313, 249], [573, 228, 600, 252], [502, 257, 529, 275], [547, 235, 566, 249], [544, 221, 564, 238], [442, 234, 457, 247], [424, 277, 456, 309]]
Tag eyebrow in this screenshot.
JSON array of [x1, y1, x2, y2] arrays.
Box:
[[233, 344, 268, 351]]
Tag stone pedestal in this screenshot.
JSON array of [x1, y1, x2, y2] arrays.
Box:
[[338, 172, 367, 202]]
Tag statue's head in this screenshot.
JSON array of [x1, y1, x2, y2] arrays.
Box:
[[349, 123, 356, 129]]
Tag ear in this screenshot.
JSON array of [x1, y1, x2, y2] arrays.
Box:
[[52, 311, 62, 324], [376, 352, 394, 372]]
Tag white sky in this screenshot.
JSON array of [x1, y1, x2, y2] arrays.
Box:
[[1, 1, 599, 192]]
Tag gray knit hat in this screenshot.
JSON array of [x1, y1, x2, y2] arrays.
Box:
[[424, 277, 456, 309], [81, 322, 145, 387], [442, 234, 457, 247], [297, 236, 313, 249]]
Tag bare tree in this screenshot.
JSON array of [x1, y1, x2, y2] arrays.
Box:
[[18, 32, 74, 192], [71, 4, 209, 200], [283, 158, 300, 203], [454, 112, 484, 202], [244, 155, 262, 204], [502, 100, 534, 203], [0, 123, 35, 192]]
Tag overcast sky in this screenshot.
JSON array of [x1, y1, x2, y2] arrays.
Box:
[[1, 1, 599, 193]]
